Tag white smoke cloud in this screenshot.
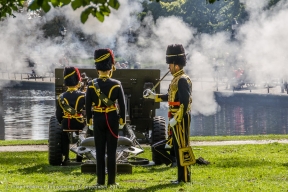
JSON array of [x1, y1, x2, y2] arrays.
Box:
[[238, 0, 288, 84], [240, 0, 270, 15], [189, 0, 288, 115], [191, 91, 220, 116], [1, 0, 287, 117]]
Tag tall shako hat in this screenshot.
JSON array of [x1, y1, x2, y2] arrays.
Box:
[[166, 44, 186, 66], [94, 49, 115, 71], [63, 66, 81, 86]]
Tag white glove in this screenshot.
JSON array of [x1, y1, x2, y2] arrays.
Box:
[[89, 125, 94, 131], [169, 118, 177, 127], [165, 144, 172, 149], [119, 124, 124, 129], [143, 89, 156, 99]]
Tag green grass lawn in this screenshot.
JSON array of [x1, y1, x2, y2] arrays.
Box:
[[1, 134, 288, 146], [190, 134, 288, 141], [0, 137, 288, 191]]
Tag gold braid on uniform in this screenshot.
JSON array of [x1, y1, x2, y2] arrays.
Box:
[[153, 70, 187, 103], [174, 104, 184, 122], [168, 69, 192, 114], [168, 69, 184, 102], [168, 69, 192, 147], [167, 69, 193, 183], [58, 94, 84, 123]]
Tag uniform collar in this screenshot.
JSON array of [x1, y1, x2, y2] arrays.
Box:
[[67, 87, 78, 92], [99, 75, 110, 79], [172, 69, 184, 78]]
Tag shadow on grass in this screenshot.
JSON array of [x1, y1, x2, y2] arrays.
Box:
[[58, 183, 182, 192], [125, 182, 184, 192], [0, 151, 47, 165], [13, 164, 82, 175], [132, 165, 172, 173], [214, 157, 275, 168]]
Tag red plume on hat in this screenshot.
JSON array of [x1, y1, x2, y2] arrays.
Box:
[[63, 67, 81, 86]]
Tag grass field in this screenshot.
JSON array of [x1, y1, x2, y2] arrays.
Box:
[[0, 135, 288, 191], [1, 134, 288, 146]]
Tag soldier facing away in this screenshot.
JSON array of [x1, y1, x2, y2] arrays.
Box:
[[85, 49, 126, 188], [56, 66, 86, 164]]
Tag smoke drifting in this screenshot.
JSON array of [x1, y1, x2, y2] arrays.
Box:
[[0, 0, 287, 116]]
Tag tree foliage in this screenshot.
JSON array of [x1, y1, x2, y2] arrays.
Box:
[[144, 0, 247, 34], [0, 0, 282, 25], [28, 0, 121, 23], [0, 0, 25, 19]]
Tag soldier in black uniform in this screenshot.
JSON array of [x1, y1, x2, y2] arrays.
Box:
[[86, 49, 126, 188], [144, 44, 192, 184], [56, 66, 86, 164]]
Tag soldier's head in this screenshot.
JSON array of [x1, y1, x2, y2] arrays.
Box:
[[94, 49, 116, 76], [63, 66, 81, 87], [166, 44, 186, 74]]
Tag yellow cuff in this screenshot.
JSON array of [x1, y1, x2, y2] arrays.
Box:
[[87, 118, 93, 126], [119, 118, 125, 125], [154, 94, 162, 102]]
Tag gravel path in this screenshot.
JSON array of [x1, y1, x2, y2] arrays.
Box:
[[1, 139, 288, 152]]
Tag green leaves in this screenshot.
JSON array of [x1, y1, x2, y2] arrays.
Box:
[[1, 0, 121, 23], [60, 0, 71, 5], [108, 0, 120, 10], [71, 0, 119, 23], [28, 0, 41, 10], [95, 10, 104, 22], [99, 5, 110, 16], [81, 7, 92, 23], [42, 0, 51, 12], [0, 0, 27, 19], [80, 6, 105, 23], [71, 0, 82, 10]]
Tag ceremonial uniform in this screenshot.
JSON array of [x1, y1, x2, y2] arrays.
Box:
[[144, 44, 192, 183], [86, 49, 126, 186], [56, 67, 85, 163], [156, 69, 192, 183]]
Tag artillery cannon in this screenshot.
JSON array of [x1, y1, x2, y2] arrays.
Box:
[[48, 68, 167, 171]]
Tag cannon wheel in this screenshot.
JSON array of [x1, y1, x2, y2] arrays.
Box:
[[48, 116, 63, 166], [151, 116, 166, 165]]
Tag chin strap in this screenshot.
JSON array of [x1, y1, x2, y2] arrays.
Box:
[[109, 65, 116, 78]]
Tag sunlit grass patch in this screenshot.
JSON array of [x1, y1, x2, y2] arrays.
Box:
[[0, 143, 288, 191]]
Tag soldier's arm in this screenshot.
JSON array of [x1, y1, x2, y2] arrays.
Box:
[[85, 84, 93, 125], [155, 94, 168, 102], [174, 78, 190, 122], [79, 93, 86, 116], [56, 95, 63, 124], [117, 83, 126, 125]]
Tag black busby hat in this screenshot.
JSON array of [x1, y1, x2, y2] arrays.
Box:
[[63, 66, 81, 86], [166, 44, 186, 66], [94, 49, 115, 71]]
